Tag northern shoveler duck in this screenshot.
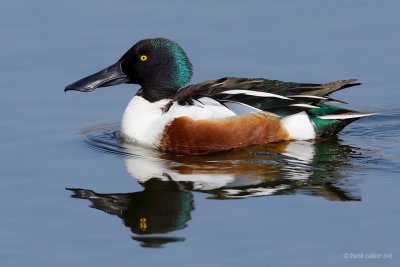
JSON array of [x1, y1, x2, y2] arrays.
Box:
[[65, 37, 374, 155]]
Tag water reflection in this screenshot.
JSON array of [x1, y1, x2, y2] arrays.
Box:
[[68, 179, 192, 248], [68, 125, 362, 247], [122, 139, 361, 201]]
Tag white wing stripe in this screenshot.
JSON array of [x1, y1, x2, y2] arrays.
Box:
[[219, 89, 292, 100], [290, 104, 319, 109], [288, 95, 328, 100], [221, 100, 263, 113], [318, 113, 377, 120]]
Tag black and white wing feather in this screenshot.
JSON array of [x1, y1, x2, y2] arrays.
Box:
[[171, 77, 360, 116]]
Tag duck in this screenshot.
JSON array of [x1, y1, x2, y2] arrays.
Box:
[[65, 37, 375, 155]]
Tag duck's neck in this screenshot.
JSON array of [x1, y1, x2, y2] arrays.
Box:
[[136, 86, 178, 102]]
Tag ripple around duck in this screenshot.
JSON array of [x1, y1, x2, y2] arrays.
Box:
[[78, 122, 387, 201], [343, 108, 400, 174], [345, 109, 400, 138]]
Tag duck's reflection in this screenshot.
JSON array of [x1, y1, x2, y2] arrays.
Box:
[[68, 179, 192, 248], [121, 138, 360, 201], [68, 131, 362, 247]]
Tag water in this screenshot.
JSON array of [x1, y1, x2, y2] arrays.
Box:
[[1, 0, 399, 266]]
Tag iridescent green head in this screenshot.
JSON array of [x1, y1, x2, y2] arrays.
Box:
[[65, 38, 193, 101], [120, 38, 193, 90]]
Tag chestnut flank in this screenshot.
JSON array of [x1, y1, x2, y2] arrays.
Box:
[[159, 113, 289, 155]]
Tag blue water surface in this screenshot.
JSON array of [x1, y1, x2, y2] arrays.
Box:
[[0, 1, 399, 266]]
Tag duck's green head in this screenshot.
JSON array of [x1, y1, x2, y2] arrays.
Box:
[[65, 38, 193, 100]]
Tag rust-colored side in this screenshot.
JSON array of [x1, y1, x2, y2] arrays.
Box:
[[158, 113, 290, 155]]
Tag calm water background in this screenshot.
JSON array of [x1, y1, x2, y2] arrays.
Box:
[[1, 0, 399, 266]]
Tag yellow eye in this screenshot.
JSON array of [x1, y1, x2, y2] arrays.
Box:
[[140, 55, 148, 61]]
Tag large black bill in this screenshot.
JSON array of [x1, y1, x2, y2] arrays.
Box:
[[64, 61, 129, 92]]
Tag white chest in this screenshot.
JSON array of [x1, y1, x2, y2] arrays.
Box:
[[121, 96, 235, 147], [121, 96, 169, 147]]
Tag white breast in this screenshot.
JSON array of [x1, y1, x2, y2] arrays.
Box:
[[121, 96, 236, 147]]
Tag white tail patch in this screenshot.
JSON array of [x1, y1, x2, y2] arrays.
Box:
[[318, 113, 377, 120], [219, 89, 291, 100], [281, 112, 316, 140]]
